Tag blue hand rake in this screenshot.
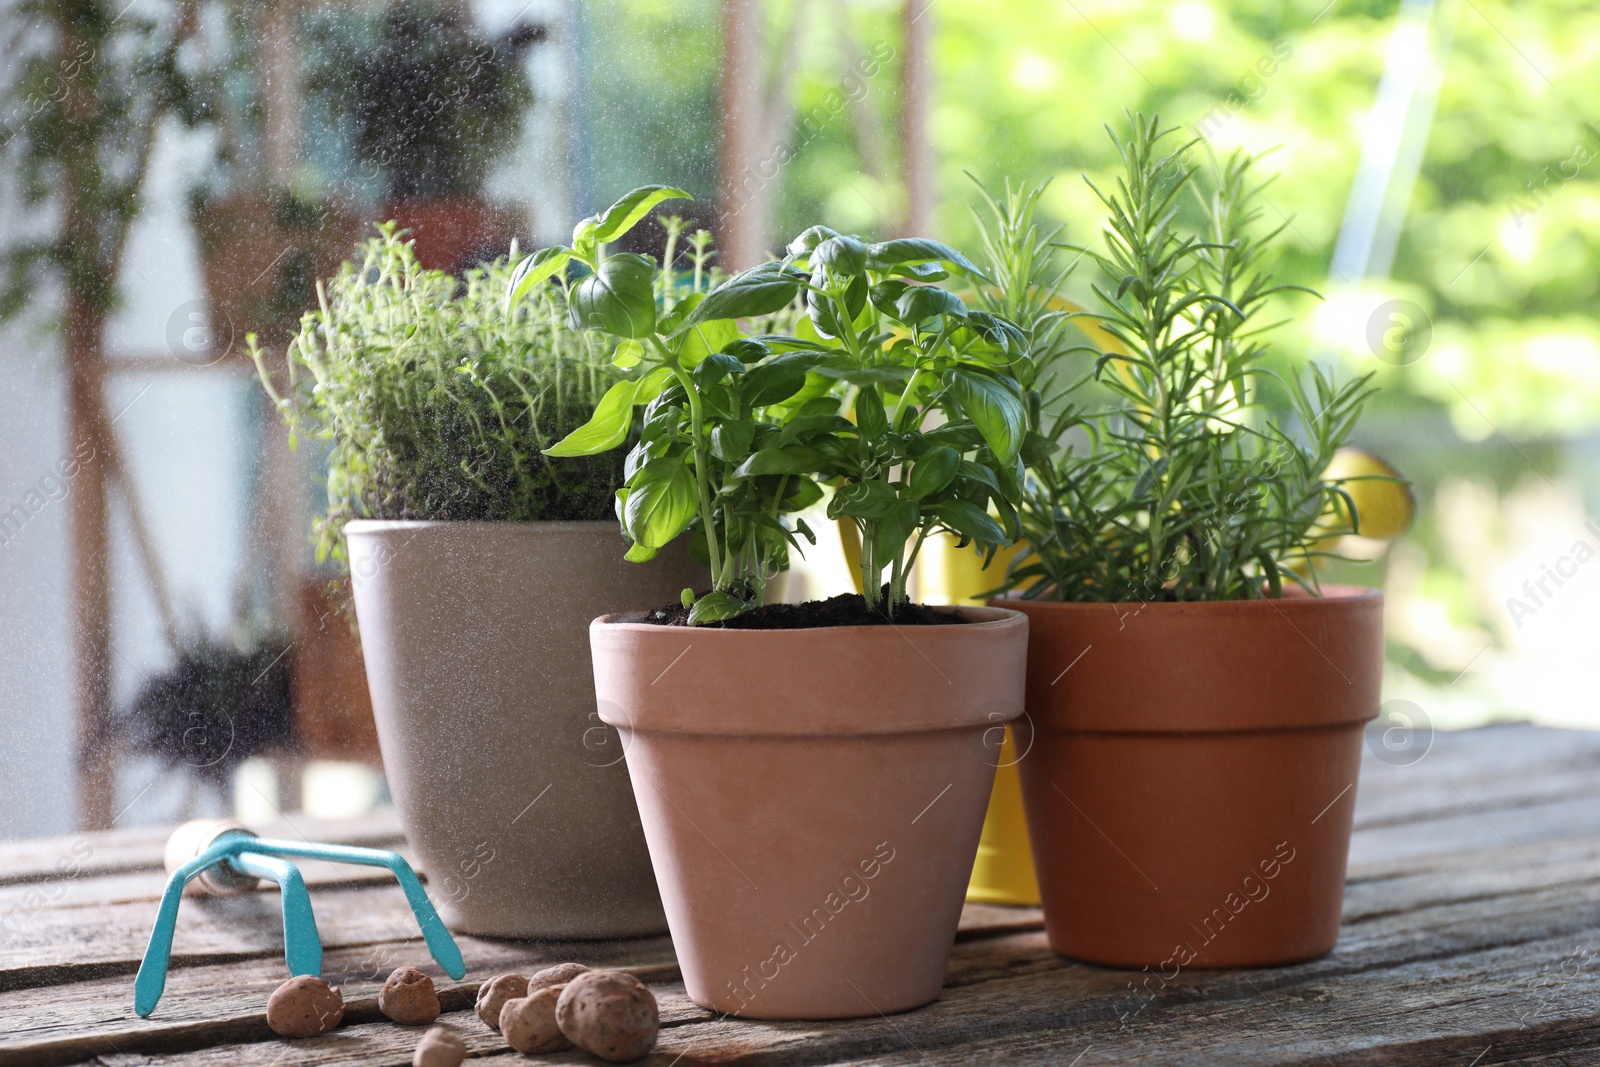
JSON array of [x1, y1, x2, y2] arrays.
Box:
[[134, 820, 465, 1017]]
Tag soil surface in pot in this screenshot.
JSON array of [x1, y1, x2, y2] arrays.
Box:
[[644, 591, 969, 629]]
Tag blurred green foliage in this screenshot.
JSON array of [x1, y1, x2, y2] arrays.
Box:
[[585, 0, 1600, 442]]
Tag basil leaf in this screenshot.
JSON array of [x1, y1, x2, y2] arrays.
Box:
[[506, 247, 570, 308], [591, 185, 693, 243], [869, 500, 922, 572], [688, 590, 752, 625], [543, 377, 639, 456], [570, 253, 657, 338], [894, 286, 966, 325], [934, 499, 1008, 546], [908, 445, 960, 500], [787, 224, 841, 255], [671, 262, 806, 336], [827, 479, 901, 521], [679, 317, 740, 367], [694, 351, 745, 388], [736, 446, 828, 476], [813, 234, 868, 276], [854, 386, 888, 438], [612, 339, 644, 369], [711, 419, 755, 462], [866, 237, 987, 279], [625, 456, 698, 549], [947, 370, 1025, 464]]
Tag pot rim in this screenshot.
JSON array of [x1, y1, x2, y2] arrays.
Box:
[[991, 583, 1381, 613], [593, 603, 1024, 634], [345, 518, 624, 535]]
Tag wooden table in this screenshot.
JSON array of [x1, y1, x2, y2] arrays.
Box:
[[4, 722, 1599, 1065]]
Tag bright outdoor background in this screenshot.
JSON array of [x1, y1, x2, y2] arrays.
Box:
[[1, 0, 1595, 839]]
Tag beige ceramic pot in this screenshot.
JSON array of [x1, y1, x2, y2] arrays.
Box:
[[995, 586, 1384, 970], [346, 520, 700, 939], [590, 606, 1028, 1020]]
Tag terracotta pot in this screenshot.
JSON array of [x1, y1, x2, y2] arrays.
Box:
[[193, 193, 362, 354], [591, 607, 1028, 1019], [995, 587, 1383, 969], [345, 520, 699, 939], [378, 197, 523, 275]]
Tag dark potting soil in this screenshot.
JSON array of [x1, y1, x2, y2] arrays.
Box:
[[643, 591, 972, 629]]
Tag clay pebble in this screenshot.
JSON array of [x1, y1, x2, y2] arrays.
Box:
[[475, 972, 529, 1030], [412, 1026, 467, 1067], [265, 974, 344, 1039], [555, 970, 659, 1063], [500, 985, 570, 1054], [380, 966, 441, 1026]]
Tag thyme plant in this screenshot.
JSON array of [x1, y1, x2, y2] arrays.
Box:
[[997, 115, 1375, 603], [252, 224, 624, 563]]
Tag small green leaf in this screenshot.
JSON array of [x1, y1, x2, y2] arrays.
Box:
[[854, 387, 888, 438], [868, 499, 921, 574], [633, 365, 676, 405], [679, 317, 740, 367], [673, 262, 807, 335], [813, 234, 868, 275], [891, 261, 949, 282], [827, 479, 901, 521], [1019, 430, 1060, 466], [711, 419, 755, 462], [625, 542, 660, 563], [694, 351, 745, 388], [894, 286, 966, 325], [591, 185, 694, 243], [506, 247, 570, 308], [934, 499, 1008, 546], [962, 310, 1028, 356], [743, 351, 830, 407], [612, 339, 644, 369], [908, 446, 960, 500], [681, 587, 696, 608], [947, 371, 1025, 464], [786, 225, 841, 255], [543, 378, 638, 456], [736, 446, 828, 477], [688, 590, 753, 625], [625, 456, 698, 549], [866, 238, 987, 279]]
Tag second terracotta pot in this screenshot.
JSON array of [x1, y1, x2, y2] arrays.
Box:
[[591, 607, 1028, 1019], [996, 587, 1383, 970]]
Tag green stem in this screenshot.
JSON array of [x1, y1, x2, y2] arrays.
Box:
[[655, 338, 723, 591]]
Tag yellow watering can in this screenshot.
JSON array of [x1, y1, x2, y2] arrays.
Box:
[[919, 533, 1040, 906]]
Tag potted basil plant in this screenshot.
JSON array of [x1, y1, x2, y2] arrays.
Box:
[[251, 218, 702, 939], [512, 193, 1031, 1019], [995, 116, 1390, 969]]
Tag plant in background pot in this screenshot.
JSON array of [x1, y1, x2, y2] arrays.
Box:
[[513, 194, 1032, 1018], [992, 116, 1403, 969], [305, 0, 543, 273], [251, 216, 704, 939]]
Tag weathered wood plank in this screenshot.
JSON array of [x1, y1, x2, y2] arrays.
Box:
[[803, 929, 1600, 1066], [5, 725, 1599, 1067], [79, 922, 1600, 1067], [0, 904, 1041, 1062], [24, 856, 1600, 1067]]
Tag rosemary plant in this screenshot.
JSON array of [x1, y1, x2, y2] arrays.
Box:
[[252, 224, 625, 563], [998, 115, 1375, 603]]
